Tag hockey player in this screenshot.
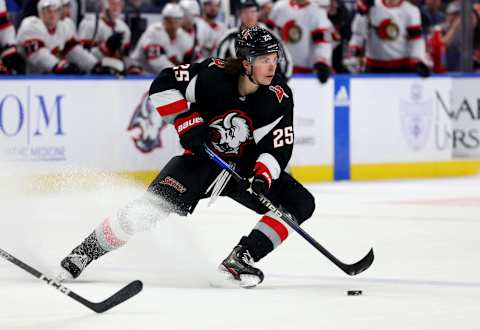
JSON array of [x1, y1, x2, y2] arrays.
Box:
[[257, 0, 273, 25], [78, 0, 131, 74], [215, 0, 293, 80], [60, 0, 71, 19], [266, 0, 332, 83], [16, 0, 103, 74], [0, 0, 25, 74], [57, 26, 315, 288], [129, 4, 194, 75], [59, 0, 77, 35], [200, 0, 226, 49], [179, 0, 218, 61], [345, 0, 430, 76]]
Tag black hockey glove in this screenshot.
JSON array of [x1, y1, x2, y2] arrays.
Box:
[[106, 32, 124, 54], [414, 61, 430, 78], [314, 62, 331, 84], [90, 62, 113, 74], [1, 46, 26, 74], [52, 61, 83, 74], [174, 112, 207, 157], [250, 162, 272, 195]]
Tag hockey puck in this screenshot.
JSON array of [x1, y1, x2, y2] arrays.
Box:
[[347, 290, 362, 296]]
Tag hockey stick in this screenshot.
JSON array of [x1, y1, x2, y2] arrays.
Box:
[[0, 248, 143, 313], [204, 145, 374, 276]]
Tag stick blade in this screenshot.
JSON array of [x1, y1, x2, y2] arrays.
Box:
[[91, 280, 143, 313], [343, 248, 375, 276]]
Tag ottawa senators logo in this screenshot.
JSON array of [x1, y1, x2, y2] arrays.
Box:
[[376, 19, 400, 41], [281, 20, 302, 43], [269, 85, 290, 103]]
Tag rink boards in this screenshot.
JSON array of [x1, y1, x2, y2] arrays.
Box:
[[0, 74, 479, 184]]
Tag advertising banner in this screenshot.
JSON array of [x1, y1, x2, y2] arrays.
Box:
[[0, 78, 182, 174], [2, 75, 477, 182], [350, 77, 453, 164], [451, 78, 480, 157], [289, 78, 334, 166]]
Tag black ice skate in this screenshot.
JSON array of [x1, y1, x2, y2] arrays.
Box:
[[57, 246, 93, 281], [219, 245, 264, 288], [56, 232, 108, 282]]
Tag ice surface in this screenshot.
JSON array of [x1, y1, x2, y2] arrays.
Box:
[[1, 168, 480, 330]]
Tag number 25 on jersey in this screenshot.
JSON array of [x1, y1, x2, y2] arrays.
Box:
[[273, 126, 293, 148], [173, 64, 190, 82]]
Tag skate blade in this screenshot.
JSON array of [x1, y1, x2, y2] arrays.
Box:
[[55, 268, 74, 283]]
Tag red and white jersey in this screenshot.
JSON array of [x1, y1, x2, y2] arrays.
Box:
[[17, 16, 97, 73], [0, 0, 15, 46], [267, 0, 332, 72], [78, 14, 131, 57], [183, 17, 217, 61], [201, 18, 226, 52], [130, 22, 194, 75], [349, 0, 427, 68]]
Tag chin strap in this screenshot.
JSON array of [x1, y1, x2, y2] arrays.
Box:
[[245, 61, 270, 86], [245, 61, 259, 85]]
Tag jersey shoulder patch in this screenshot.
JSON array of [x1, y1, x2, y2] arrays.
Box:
[[268, 85, 290, 103], [207, 57, 226, 69]]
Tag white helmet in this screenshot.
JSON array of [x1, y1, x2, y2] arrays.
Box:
[[60, 0, 70, 5], [201, 0, 221, 5], [37, 0, 61, 13], [256, 0, 272, 6], [179, 0, 201, 17], [162, 3, 184, 18]]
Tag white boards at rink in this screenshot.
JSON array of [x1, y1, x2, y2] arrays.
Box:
[[0, 74, 479, 184]]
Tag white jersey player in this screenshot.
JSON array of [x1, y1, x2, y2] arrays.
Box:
[[130, 4, 194, 75], [266, 0, 332, 83], [346, 0, 430, 76], [0, 0, 25, 74], [16, 0, 99, 74], [215, 0, 293, 80], [200, 0, 227, 50], [78, 0, 131, 73], [0, 0, 14, 46], [179, 0, 217, 61]]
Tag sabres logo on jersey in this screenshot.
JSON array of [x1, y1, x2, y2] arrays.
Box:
[[269, 85, 289, 103], [209, 58, 225, 68], [209, 110, 253, 156]]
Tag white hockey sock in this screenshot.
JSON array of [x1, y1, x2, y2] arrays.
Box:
[[94, 195, 170, 252]]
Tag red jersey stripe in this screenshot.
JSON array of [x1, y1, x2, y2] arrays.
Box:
[[156, 98, 188, 117]]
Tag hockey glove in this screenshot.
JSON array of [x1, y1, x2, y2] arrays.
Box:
[[314, 62, 331, 84], [174, 112, 207, 157], [106, 32, 124, 55], [250, 162, 273, 195], [1, 46, 26, 74], [91, 57, 125, 75], [52, 60, 83, 74], [414, 61, 430, 78]]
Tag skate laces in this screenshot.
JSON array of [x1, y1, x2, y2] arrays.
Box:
[[241, 250, 255, 266]]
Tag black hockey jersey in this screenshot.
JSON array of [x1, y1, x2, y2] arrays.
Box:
[[148, 57, 294, 180]]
